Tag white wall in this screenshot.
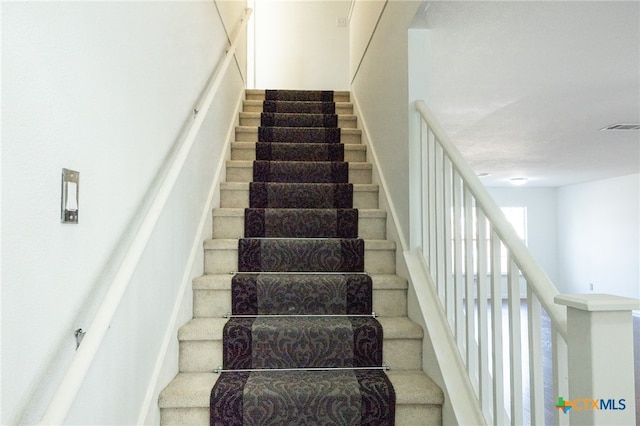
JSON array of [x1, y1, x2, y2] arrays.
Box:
[[350, 0, 421, 249], [1, 1, 246, 423], [349, 0, 386, 81], [557, 173, 640, 298], [253, 0, 350, 90]]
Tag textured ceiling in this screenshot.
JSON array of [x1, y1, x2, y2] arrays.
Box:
[[420, 1, 640, 187]]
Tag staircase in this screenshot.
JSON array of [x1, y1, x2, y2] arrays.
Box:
[[159, 90, 443, 425]]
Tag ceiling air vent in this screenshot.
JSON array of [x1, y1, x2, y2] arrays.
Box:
[[600, 123, 640, 131]]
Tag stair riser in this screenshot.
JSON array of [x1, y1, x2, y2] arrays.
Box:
[[203, 245, 396, 274], [239, 115, 357, 129], [231, 144, 367, 162], [193, 288, 407, 318], [212, 213, 385, 240], [161, 403, 440, 426], [243, 101, 354, 115], [235, 127, 362, 144], [225, 162, 372, 184], [178, 336, 421, 373], [220, 184, 379, 209], [245, 91, 350, 103]]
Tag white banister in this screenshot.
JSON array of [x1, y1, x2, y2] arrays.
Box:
[[412, 99, 639, 425], [39, 9, 252, 425]]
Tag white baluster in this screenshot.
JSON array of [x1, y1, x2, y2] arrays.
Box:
[[527, 289, 545, 424], [552, 324, 569, 426], [452, 170, 464, 351], [476, 207, 491, 420], [507, 257, 523, 426], [490, 229, 504, 425], [464, 188, 478, 395]]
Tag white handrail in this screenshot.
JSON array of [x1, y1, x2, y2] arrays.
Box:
[[415, 100, 567, 336], [39, 8, 252, 425]]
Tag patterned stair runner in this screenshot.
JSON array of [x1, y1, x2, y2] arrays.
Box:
[[244, 208, 358, 238], [210, 89, 395, 425]]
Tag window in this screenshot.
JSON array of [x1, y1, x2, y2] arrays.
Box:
[[454, 206, 528, 275]]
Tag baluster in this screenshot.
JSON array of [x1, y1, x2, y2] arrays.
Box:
[[552, 324, 569, 426], [527, 288, 545, 424], [452, 169, 464, 351], [419, 119, 428, 256], [427, 128, 436, 274], [507, 257, 523, 426], [476, 207, 491, 420], [490, 228, 504, 425], [434, 142, 445, 303], [464, 188, 478, 394], [443, 156, 454, 326]]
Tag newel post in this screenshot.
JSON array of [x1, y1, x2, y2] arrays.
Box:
[[554, 294, 639, 426]]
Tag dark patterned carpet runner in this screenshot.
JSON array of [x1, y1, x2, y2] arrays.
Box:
[[210, 90, 395, 425], [244, 208, 358, 238]]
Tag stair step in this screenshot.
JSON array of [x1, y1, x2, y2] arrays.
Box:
[[176, 316, 423, 373], [204, 239, 396, 275], [242, 208, 359, 238], [220, 182, 379, 209], [245, 89, 350, 103], [243, 99, 354, 115], [229, 273, 373, 315], [212, 208, 386, 240], [159, 370, 442, 425], [235, 126, 362, 144], [239, 111, 357, 128], [226, 160, 372, 184], [211, 370, 394, 424], [237, 238, 365, 273], [222, 316, 384, 369], [231, 141, 367, 162], [193, 273, 408, 318]]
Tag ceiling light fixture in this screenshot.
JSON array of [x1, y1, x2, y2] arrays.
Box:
[[477, 172, 493, 178], [510, 177, 528, 186]]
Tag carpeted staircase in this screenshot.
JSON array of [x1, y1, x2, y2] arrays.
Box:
[[159, 90, 444, 425]]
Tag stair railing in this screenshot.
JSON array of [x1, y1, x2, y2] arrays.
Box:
[[38, 8, 252, 425], [410, 100, 638, 425]]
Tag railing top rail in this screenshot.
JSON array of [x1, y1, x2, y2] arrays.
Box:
[[415, 100, 567, 339], [38, 8, 252, 425]]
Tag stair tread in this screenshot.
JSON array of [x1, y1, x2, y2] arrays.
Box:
[[246, 89, 351, 97], [159, 370, 442, 409], [243, 100, 354, 107], [226, 160, 372, 169], [236, 125, 362, 134], [204, 238, 396, 249], [178, 316, 421, 341], [240, 111, 357, 119], [193, 273, 407, 290], [212, 207, 386, 218], [386, 370, 444, 405], [231, 141, 366, 150], [221, 182, 377, 189]]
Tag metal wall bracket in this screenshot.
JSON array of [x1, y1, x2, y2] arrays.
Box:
[[74, 328, 86, 349]]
